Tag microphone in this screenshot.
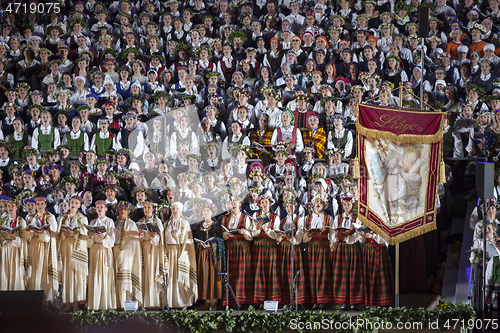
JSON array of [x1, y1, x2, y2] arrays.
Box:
[[296, 270, 300, 276]]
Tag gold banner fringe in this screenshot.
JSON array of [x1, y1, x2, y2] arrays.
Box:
[[355, 124, 443, 145], [353, 156, 360, 179], [357, 213, 437, 245], [439, 160, 446, 184]]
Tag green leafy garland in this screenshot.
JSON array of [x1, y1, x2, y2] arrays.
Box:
[[63, 302, 475, 333]]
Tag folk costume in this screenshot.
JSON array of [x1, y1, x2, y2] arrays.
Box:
[[137, 213, 163, 308], [57, 211, 89, 305], [26, 208, 59, 302], [302, 196, 333, 306], [113, 212, 143, 309], [0, 215, 27, 290], [251, 207, 281, 304], [193, 215, 226, 307], [277, 213, 307, 305], [361, 230, 395, 307], [163, 203, 198, 308], [221, 206, 254, 305], [87, 215, 117, 310], [330, 202, 364, 307]]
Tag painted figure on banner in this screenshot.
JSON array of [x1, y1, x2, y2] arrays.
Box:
[[368, 139, 427, 226]]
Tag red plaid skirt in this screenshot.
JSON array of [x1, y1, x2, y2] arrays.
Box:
[[252, 237, 282, 303], [331, 241, 364, 305], [224, 238, 253, 305], [304, 239, 333, 304], [279, 240, 306, 304], [362, 241, 394, 306]]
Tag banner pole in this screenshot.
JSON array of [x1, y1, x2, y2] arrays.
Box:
[[420, 38, 424, 110], [399, 82, 403, 108], [395, 243, 400, 307]]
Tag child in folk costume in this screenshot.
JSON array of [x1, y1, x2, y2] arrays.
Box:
[[359, 226, 394, 307], [221, 195, 254, 306], [0, 198, 27, 291], [330, 194, 364, 310], [113, 201, 143, 309], [277, 198, 307, 306], [302, 194, 333, 309], [193, 201, 226, 311], [163, 202, 198, 308], [57, 195, 88, 311], [87, 200, 117, 310], [25, 197, 59, 302], [137, 199, 164, 308], [251, 194, 281, 307]]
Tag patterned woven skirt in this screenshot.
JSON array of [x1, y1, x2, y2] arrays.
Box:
[[362, 241, 394, 306], [224, 237, 253, 305], [279, 240, 306, 305], [331, 241, 364, 305], [196, 247, 223, 301], [488, 284, 500, 318], [304, 239, 333, 304], [252, 237, 282, 303]]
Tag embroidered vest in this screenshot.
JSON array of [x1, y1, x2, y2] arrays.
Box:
[[222, 213, 247, 229], [276, 127, 297, 145], [493, 256, 500, 285], [331, 129, 349, 150], [38, 127, 55, 151], [66, 131, 85, 157], [304, 213, 329, 234], [279, 215, 300, 231], [7, 133, 29, 159], [95, 132, 113, 156], [227, 134, 246, 149], [176, 130, 193, 151], [120, 127, 138, 151]]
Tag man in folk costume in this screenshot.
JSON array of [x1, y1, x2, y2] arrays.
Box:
[[327, 114, 354, 159], [57, 195, 88, 311], [25, 196, 59, 303], [113, 201, 143, 309], [137, 199, 164, 308], [302, 113, 327, 159], [163, 201, 198, 308], [277, 198, 307, 306], [0, 197, 27, 291], [270, 109, 304, 155], [302, 194, 333, 309], [217, 43, 238, 87], [330, 194, 364, 310], [116, 112, 147, 160], [249, 113, 274, 160], [359, 225, 395, 307], [91, 117, 116, 157], [292, 95, 316, 131], [87, 200, 117, 310], [221, 195, 254, 306], [31, 110, 61, 152], [251, 194, 282, 307]]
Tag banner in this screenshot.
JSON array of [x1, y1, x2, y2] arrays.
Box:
[[355, 104, 444, 245]]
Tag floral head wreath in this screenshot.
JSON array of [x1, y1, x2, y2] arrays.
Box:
[[195, 44, 212, 58], [16, 82, 30, 92], [469, 23, 487, 34], [230, 144, 254, 159], [249, 171, 266, 180], [23, 146, 39, 158], [331, 114, 346, 124], [329, 15, 345, 25], [256, 194, 273, 206], [157, 199, 172, 211], [174, 42, 192, 56], [55, 87, 72, 98], [152, 90, 171, 101], [228, 31, 247, 44], [427, 35, 441, 44], [62, 176, 79, 187]]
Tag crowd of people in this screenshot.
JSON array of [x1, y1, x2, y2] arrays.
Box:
[[2, 0, 500, 312]]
